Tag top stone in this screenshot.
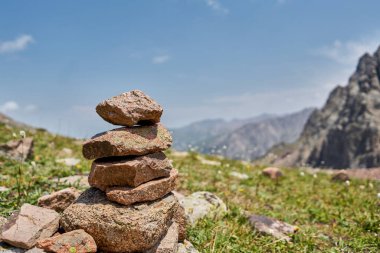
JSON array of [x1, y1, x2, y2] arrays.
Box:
[[96, 90, 163, 126]]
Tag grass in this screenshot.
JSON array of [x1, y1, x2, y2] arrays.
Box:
[[0, 123, 379, 252]]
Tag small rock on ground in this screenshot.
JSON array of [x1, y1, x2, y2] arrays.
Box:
[[0, 138, 33, 161], [331, 170, 350, 182], [1, 204, 60, 249], [248, 214, 298, 241], [179, 191, 227, 225], [36, 229, 96, 253], [262, 167, 283, 179], [37, 187, 81, 212]]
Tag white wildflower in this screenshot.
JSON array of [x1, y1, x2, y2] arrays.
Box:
[[345, 180, 350, 186], [19, 130, 26, 138], [300, 171, 305, 177], [313, 174, 318, 178], [377, 193, 380, 199], [12, 132, 17, 138], [359, 185, 365, 190], [369, 183, 374, 189]]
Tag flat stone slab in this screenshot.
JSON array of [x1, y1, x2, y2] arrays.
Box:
[[96, 90, 163, 126], [1, 204, 60, 249], [37, 187, 81, 212], [248, 214, 299, 241], [61, 188, 179, 253], [82, 124, 172, 160], [106, 169, 178, 206], [145, 222, 178, 253], [36, 229, 97, 253], [89, 152, 172, 190]]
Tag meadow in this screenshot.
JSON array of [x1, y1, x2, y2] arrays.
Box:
[[0, 123, 379, 252]]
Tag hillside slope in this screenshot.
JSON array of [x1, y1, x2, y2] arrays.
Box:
[[262, 46, 380, 169], [0, 114, 379, 252]]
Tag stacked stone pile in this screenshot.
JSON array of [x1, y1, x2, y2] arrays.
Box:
[[61, 90, 186, 253]]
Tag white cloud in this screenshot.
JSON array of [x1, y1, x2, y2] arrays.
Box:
[[0, 101, 39, 114], [316, 32, 380, 65], [0, 35, 34, 54], [204, 0, 229, 14], [0, 101, 19, 113], [25, 104, 38, 112], [152, 54, 170, 64]]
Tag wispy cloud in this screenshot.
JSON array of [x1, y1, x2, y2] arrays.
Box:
[[152, 54, 170, 64], [0, 101, 19, 113], [0, 101, 38, 113], [0, 34, 34, 54], [204, 0, 229, 14], [315, 32, 380, 65]]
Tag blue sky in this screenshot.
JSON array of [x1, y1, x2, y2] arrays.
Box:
[[1, 0, 380, 137]]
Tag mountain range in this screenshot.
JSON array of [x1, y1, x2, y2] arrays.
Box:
[[171, 108, 314, 161]]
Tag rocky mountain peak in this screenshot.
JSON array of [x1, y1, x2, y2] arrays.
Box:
[[263, 46, 380, 169]]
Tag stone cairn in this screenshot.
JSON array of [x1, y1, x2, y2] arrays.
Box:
[[61, 90, 186, 253]]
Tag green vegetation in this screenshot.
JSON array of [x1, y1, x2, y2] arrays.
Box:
[[0, 124, 379, 252]]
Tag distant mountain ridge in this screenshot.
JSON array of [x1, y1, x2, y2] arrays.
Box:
[[172, 108, 314, 161], [261, 46, 380, 169]]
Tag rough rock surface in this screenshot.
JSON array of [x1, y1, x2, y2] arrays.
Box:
[[25, 248, 45, 253], [0, 138, 33, 161], [61, 188, 179, 253], [145, 223, 178, 253], [37, 188, 81, 212], [178, 192, 227, 225], [36, 229, 97, 253], [262, 167, 283, 179], [96, 90, 163, 126], [263, 47, 380, 169], [106, 169, 178, 206], [0, 216, 7, 230], [173, 204, 187, 242], [177, 240, 199, 253], [1, 204, 59, 249], [0, 243, 26, 253], [82, 124, 172, 160], [89, 152, 172, 190], [248, 214, 299, 242]]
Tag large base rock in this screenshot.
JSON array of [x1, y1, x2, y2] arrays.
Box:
[[61, 188, 179, 253]]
